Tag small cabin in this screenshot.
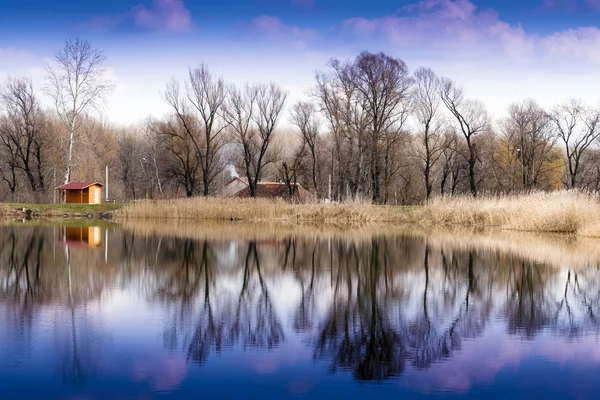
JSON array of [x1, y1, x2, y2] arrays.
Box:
[[56, 182, 103, 204]]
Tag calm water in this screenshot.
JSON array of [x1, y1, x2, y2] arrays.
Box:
[[1, 223, 600, 399]]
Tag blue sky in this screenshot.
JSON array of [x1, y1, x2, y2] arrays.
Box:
[[2, 0, 600, 124]]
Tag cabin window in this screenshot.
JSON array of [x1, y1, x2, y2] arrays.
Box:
[[70, 190, 76, 196], [83, 189, 89, 196]]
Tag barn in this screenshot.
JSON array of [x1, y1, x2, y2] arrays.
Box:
[[56, 182, 103, 204]]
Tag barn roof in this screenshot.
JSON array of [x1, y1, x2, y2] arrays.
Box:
[[56, 182, 103, 190]]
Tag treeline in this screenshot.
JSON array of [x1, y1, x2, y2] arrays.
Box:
[[2, 38, 600, 204]]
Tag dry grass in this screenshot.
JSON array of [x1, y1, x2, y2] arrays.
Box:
[[414, 190, 600, 236], [117, 197, 410, 224], [115, 190, 600, 237]]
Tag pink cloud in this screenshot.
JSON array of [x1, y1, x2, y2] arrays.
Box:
[[399, 326, 600, 394], [340, 0, 532, 58], [339, 0, 600, 64], [81, 0, 194, 34], [543, 0, 600, 11], [588, 0, 600, 11]]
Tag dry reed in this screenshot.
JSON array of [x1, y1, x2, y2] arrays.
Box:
[[117, 190, 600, 236], [117, 197, 409, 223], [414, 190, 600, 236]]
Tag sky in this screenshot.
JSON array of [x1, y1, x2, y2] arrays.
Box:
[[2, 0, 600, 125]]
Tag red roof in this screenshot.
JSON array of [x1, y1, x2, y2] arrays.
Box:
[[56, 181, 103, 190]]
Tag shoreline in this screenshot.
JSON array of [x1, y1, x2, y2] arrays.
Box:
[[0, 203, 122, 220], [2, 190, 600, 237]]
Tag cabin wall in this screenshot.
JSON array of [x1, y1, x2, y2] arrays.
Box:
[[89, 186, 102, 204], [65, 189, 83, 204]]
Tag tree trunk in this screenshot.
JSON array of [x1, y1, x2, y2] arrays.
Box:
[[371, 137, 381, 203], [467, 140, 477, 197], [64, 121, 75, 185]]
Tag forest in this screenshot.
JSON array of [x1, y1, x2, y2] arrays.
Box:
[[1, 38, 599, 204]]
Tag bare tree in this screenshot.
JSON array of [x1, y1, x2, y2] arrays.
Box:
[[0, 78, 48, 200], [440, 78, 489, 196], [141, 119, 165, 197], [314, 64, 370, 201], [0, 123, 18, 199], [278, 144, 306, 199], [549, 99, 600, 189], [439, 130, 466, 195], [290, 101, 321, 197], [352, 52, 412, 203], [498, 99, 558, 191], [117, 131, 142, 200], [224, 83, 287, 197], [315, 52, 411, 203], [45, 38, 114, 185], [411, 68, 445, 200], [152, 116, 201, 197], [163, 65, 227, 196]]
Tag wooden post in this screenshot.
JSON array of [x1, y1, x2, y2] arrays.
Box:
[[80, 190, 83, 204], [105, 166, 109, 203]]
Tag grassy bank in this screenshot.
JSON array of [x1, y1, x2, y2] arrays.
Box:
[[0, 203, 123, 219]]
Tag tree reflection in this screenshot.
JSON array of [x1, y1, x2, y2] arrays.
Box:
[[314, 239, 406, 381], [3, 225, 600, 386], [0, 225, 106, 388]]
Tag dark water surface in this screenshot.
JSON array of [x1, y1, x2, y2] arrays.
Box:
[[1, 223, 600, 399]]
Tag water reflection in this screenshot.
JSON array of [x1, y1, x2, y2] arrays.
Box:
[[1, 223, 600, 398]]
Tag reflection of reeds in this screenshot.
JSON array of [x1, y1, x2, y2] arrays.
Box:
[[120, 219, 412, 242], [117, 198, 411, 223], [121, 220, 600, 269], [408, 226, 600, 269]]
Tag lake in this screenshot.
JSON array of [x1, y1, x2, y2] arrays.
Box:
[[1, 222, 599, 399]]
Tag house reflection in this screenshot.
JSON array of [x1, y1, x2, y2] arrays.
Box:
[[59, 226, 102, 248]]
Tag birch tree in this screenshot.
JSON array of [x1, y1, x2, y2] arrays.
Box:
[[411, 68, 445, 200], [45, 38, 114, 185]]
